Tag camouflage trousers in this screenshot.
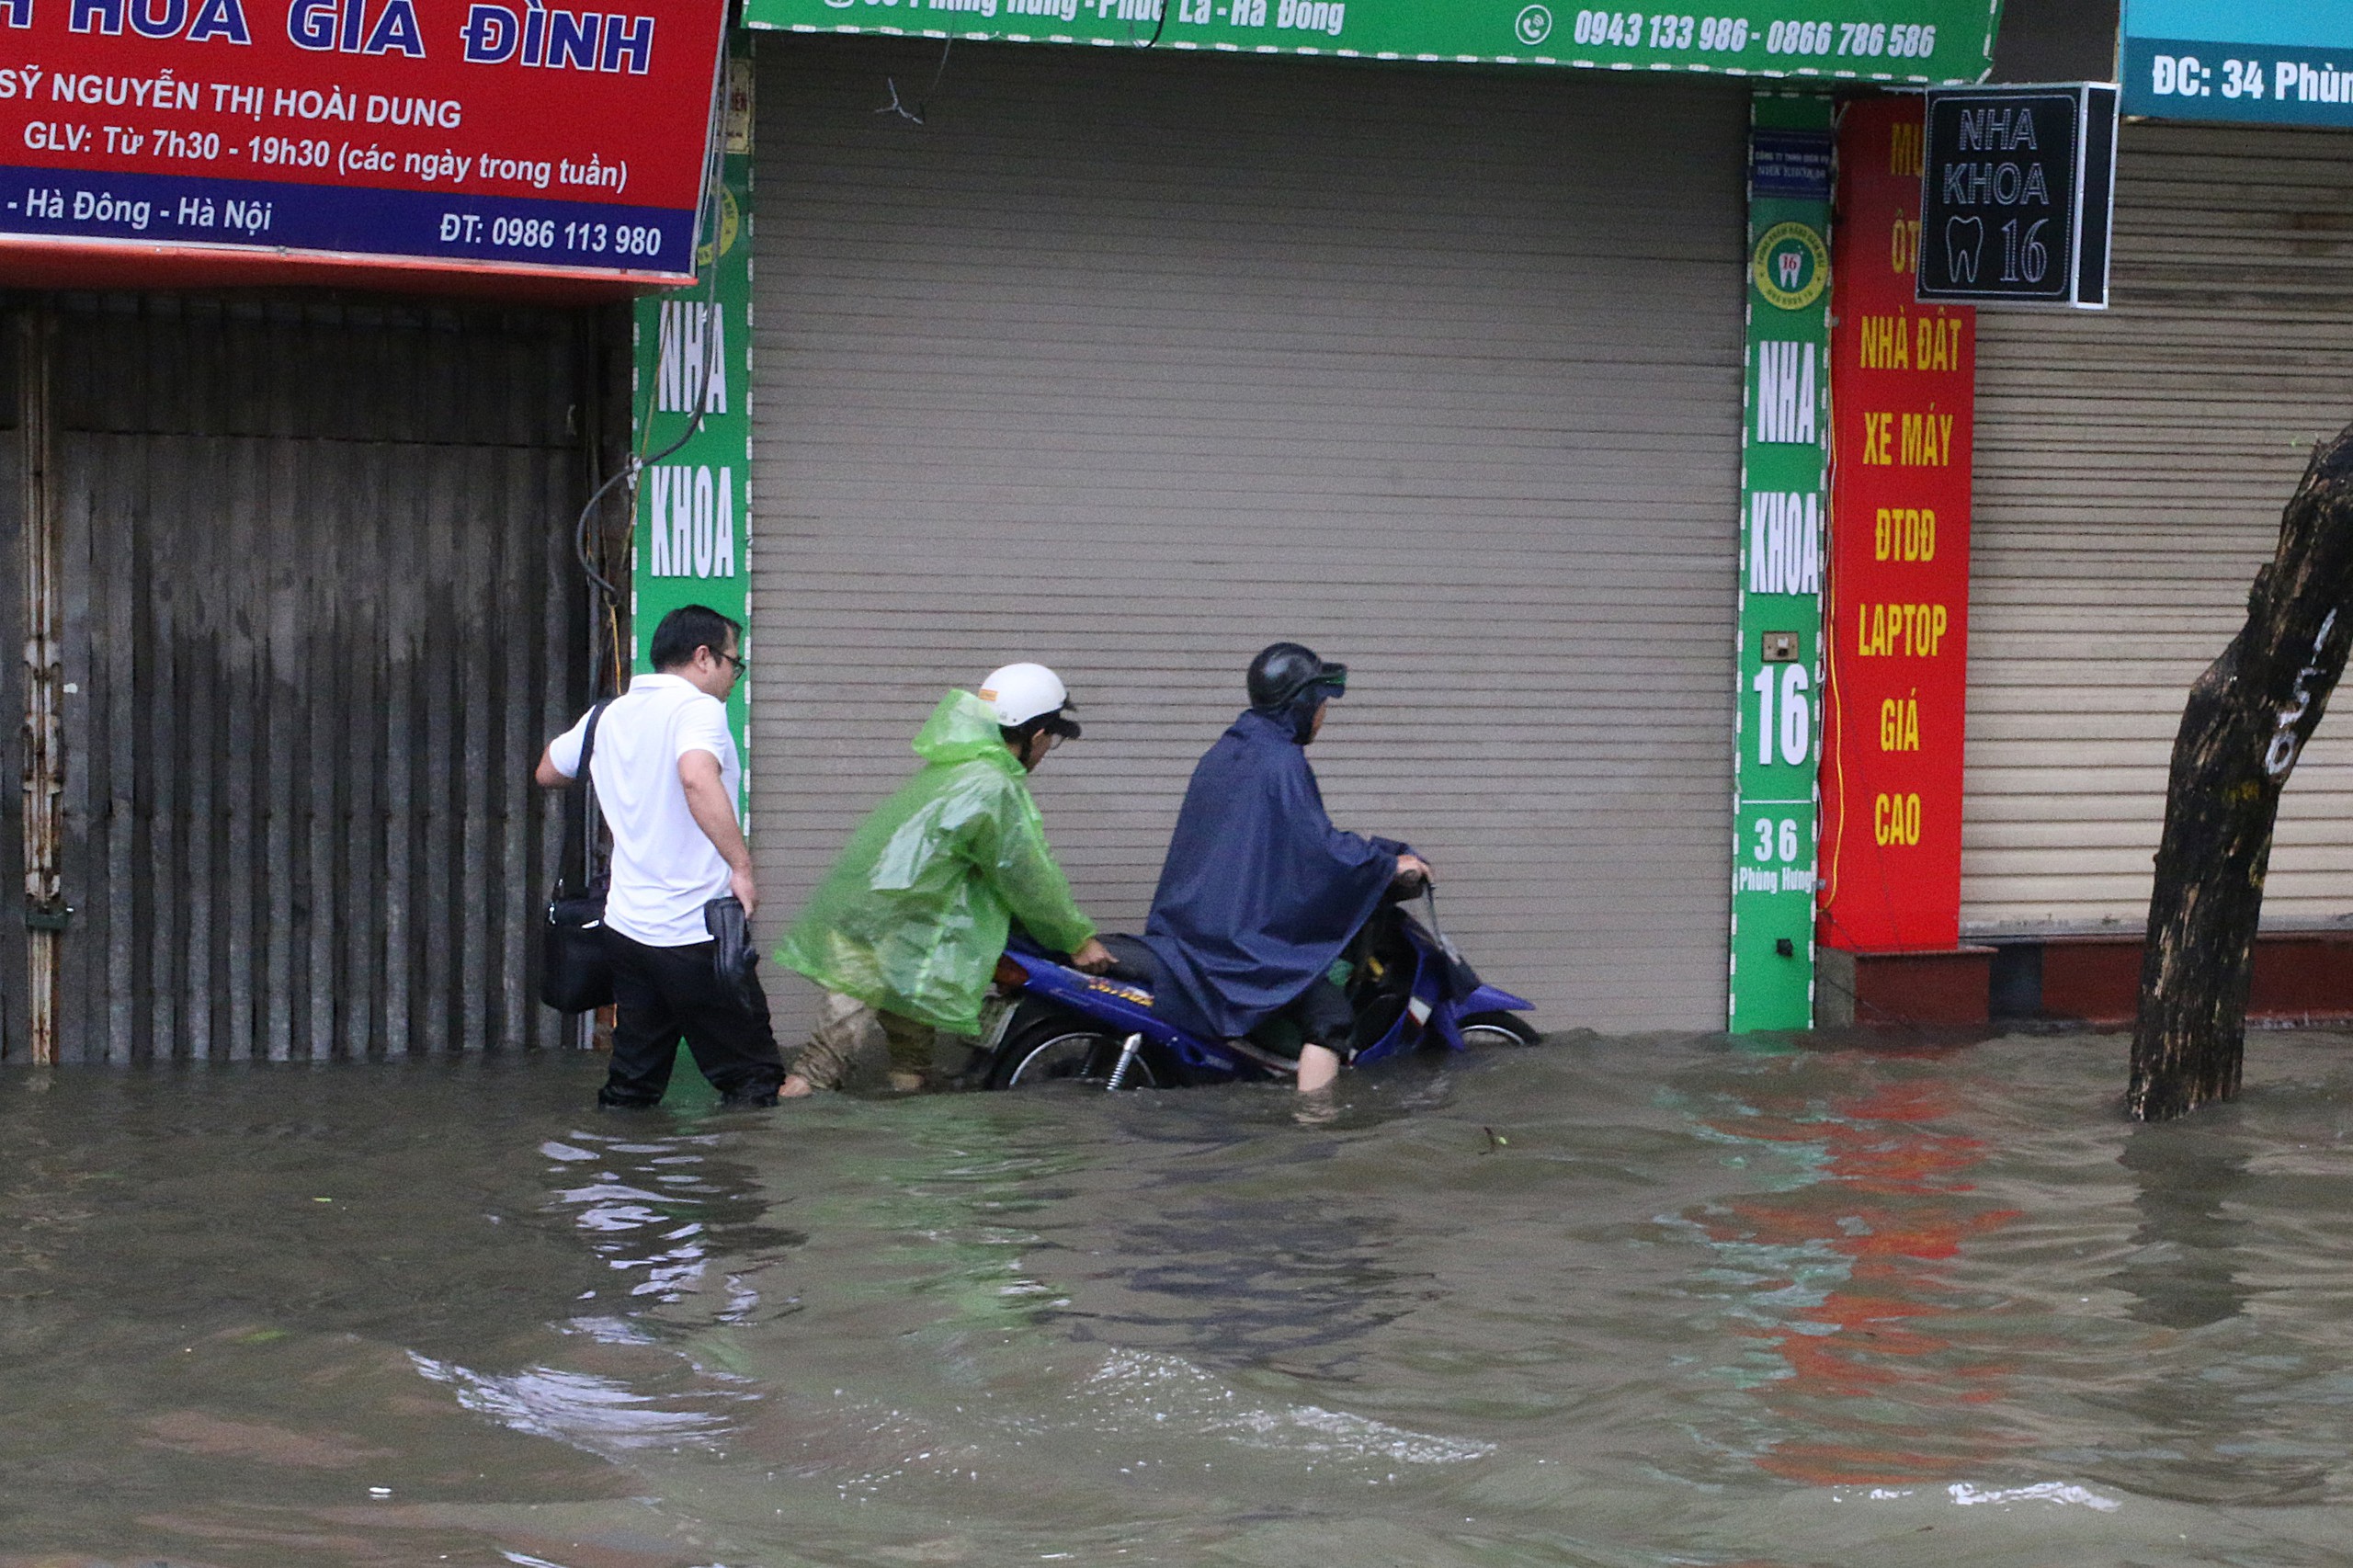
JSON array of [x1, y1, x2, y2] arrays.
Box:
[[793, 992, 939, 1091]]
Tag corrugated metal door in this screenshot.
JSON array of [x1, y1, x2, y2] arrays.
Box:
[[747, 38, 1748, 1032], [1, 296, 597, 1062], [1967, 123, 2353, 935]]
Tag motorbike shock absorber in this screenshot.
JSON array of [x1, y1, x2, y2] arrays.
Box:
[[1103, 1033, 1144, 1091]]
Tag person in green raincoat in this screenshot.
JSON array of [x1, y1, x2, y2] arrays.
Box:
[[777, 664, 1114, 1095]]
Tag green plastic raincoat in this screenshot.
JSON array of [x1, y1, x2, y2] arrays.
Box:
[[776, 691, 1097, 1033]]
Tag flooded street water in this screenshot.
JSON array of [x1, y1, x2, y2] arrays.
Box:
[[6, 1029, 2353, 1567]]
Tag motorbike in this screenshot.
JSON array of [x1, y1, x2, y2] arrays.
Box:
[[972, 891, 1539, 1090]]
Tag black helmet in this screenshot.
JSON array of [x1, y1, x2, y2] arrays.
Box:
[[1246, 642, 1347, 713]]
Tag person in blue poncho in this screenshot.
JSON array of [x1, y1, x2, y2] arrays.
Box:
[[1143, 643, 1434, 1093]]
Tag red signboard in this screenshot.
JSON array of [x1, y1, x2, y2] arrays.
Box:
[[0, 0, 725, 288], [1819, 96, 1975, 954]]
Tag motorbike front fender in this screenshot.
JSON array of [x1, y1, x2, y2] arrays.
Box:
[[1463, 982, 1533, 1015]]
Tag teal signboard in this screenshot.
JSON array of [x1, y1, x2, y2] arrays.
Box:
[[745, 0, 2001, 83], [2125, 0, 2353, 125]]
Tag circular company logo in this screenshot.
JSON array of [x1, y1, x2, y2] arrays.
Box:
[[1514, 4, 1552, 46], [1751, 220, 1830, 312], [698, 185, 742, 269]]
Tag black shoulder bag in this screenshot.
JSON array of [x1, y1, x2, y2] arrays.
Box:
[[540, 699, 615, 1014]]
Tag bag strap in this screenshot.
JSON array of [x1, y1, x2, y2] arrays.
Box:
[[578, 698, 611, 782], [557, 699, 614, 898]]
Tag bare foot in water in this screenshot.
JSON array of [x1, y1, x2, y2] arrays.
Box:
[[1294, 1042, 1342, 1094]]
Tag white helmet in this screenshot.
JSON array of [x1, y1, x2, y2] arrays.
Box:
[[978, 663, 1080, 736]]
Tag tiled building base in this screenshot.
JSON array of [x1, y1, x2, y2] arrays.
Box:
[[1821, 934, 2353, 1029]]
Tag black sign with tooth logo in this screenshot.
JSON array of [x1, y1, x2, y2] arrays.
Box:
[[1917, 82, 2118, 310]]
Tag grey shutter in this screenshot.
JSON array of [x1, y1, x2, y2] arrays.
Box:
[[1, 296, 594, 1062], [749, 38, 1750, 1032], [1966, 121, 2353, 935]]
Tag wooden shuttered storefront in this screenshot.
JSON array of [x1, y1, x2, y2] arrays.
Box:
[[1966, 121, 2353, 936], [746, 38, 1752, 1034]]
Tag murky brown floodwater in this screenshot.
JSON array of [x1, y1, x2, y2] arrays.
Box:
[[6, 1028, 2353, 1567]]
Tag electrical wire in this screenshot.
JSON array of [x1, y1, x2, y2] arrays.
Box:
[[876, 39, 954, 125], [1810, 910, 1938, 1038], [574, 35, 736, 693], [562, 44, 734, 983]]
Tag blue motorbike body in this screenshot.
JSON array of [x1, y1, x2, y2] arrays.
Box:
[[994, 906, 1535, 1085]]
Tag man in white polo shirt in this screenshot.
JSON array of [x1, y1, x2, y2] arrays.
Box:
[[535, 605, 787, 1108]]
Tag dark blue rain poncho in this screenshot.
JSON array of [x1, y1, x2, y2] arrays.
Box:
[[1142, 701, 1409, 1040]]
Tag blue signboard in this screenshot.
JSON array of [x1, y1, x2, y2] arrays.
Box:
[[2124, 0, 2353, 125], [2, 174, 696, 273]]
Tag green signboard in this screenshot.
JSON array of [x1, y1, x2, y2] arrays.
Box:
[[1729, 92, 1831, 1033], [744, 0, 2000, 83], [633, 51, 756, 812]]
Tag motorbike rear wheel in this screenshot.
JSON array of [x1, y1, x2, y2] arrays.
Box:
[[1459, 1011, 1542, 1048], [988, 1006, 1171, 1090]]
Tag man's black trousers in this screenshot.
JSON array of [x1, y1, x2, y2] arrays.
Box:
[[599, 928, 787, 1108]]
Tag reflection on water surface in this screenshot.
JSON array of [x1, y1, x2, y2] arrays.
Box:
[[5, 1030, 2353, 1566]]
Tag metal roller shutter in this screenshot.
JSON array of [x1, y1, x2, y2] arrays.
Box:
[[748, 38, 1749, 1032], [1967, 121, 2353, 936], [1, 297, 595, 1062]]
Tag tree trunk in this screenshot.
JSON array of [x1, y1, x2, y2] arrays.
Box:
[[2131, 425, 2353, 1120]]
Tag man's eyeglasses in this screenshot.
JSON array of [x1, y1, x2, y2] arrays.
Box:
[[717, 650, 749, 675]]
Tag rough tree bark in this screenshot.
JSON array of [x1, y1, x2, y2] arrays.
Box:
[[2131, 424, 2353, 1121]]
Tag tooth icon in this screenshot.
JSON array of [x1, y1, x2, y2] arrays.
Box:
[[1945, 215, 1984, 285]]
